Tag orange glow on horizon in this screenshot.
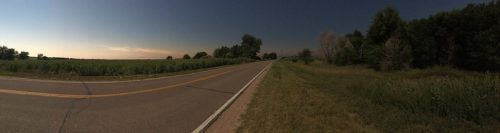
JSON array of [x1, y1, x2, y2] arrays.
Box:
[[5, 40, 189, 59]]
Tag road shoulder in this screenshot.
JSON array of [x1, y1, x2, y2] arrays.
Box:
[[205, 63, 270, 133]]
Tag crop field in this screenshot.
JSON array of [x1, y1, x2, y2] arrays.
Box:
[[239, 61, 499, 132], [0, 58, 253, 80]]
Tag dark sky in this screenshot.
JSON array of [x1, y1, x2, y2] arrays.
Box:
[[0, 0, 492, 59]]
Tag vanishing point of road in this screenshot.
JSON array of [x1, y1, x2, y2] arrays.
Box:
[[0, 61, 272, 133]]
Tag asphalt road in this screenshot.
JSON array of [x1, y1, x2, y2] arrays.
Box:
[[0, 61, 271, 133]]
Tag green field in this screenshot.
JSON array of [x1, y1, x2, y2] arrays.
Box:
[[238, 61, 499, 132], [0, 58, 253, 80]]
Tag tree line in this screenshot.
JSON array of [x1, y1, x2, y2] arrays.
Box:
[[0, 46, 30, 60], [320, 1, 499, 71], [213, 34, 263, 59], [178, 34, 277, 60], [4, 34, 272, 61], [0, 45, 54, 61]]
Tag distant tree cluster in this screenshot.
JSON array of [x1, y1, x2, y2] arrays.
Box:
[[262, 52, 277, 60], [179, 52, 208, 60], [172, 34, 266, 61], [18, 51, 30, 60], [193, 52, 208, 59], [182, 54, 191, 59], [298, 48, 313, 64], [213, 46, 232, 58], [37, 53, 48, 60], [171, 52, 206, 60], [324, 1, 500, 71], [334, 37, 357, 66], [213, 34, 264, 59], [166, 56, 173, 60], [0, 45, 31, 60]]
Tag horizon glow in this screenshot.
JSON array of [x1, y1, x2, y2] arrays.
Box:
[[0, 0, 491, 59]]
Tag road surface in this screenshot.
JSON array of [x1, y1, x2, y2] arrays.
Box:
[[0, 61, 271, 133]]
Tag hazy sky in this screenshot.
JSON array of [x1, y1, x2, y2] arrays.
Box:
[[0, 0, 492, 59]]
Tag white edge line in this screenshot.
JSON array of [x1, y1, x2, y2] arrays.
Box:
[[192, 62, 272, 133]]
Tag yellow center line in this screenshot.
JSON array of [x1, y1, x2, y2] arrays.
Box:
[[0, 70, 235, 99]]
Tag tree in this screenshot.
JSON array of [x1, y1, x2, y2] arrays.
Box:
[[262, 53, 269, 60], [445, 2, 500, 71], [334, 37, 357, 66], [406, 18, 437, 68], [213, 46, 231, 58], [318, 31, 336, 64], [435, 12, 457, 66], [253, 56, 262, 60], [18, 51, 29, 60], [0, 46, 7, 60], [193, 52, 208, 59], [0, 46, 18, 60], [404, 1, 500, 71], [366, 7, 404, 46], [298, 48, 313, 64], [269, 52, 277, 60], [262, 52, 277, 60], [6, 48, 17, 60], [240, 34, 262, 58], [166, 56, 173, 60], [182, 54, 191, 60], [337, 1, 500, 71], [37, 53, 48, 60], [346, 30, 365, 63], [36, 54, 43, 60], [365, 7, 405, 68], [230, 45, 242, 58], [37, 54, 44, 60], [380, 33, 412, 71], [224, 52, 234, 58]]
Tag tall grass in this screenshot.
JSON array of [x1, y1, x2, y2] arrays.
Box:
[[296, 62, 500, 132], [240, 61, 381, 132], [0, 58, 253, 76], [346, 70, 499, 125], [239, 61, 500, 132]]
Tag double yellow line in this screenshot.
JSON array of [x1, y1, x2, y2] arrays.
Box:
[[0, 70, 234, 99]]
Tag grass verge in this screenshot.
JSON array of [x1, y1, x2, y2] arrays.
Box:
[[238, 61, 499, 132]]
